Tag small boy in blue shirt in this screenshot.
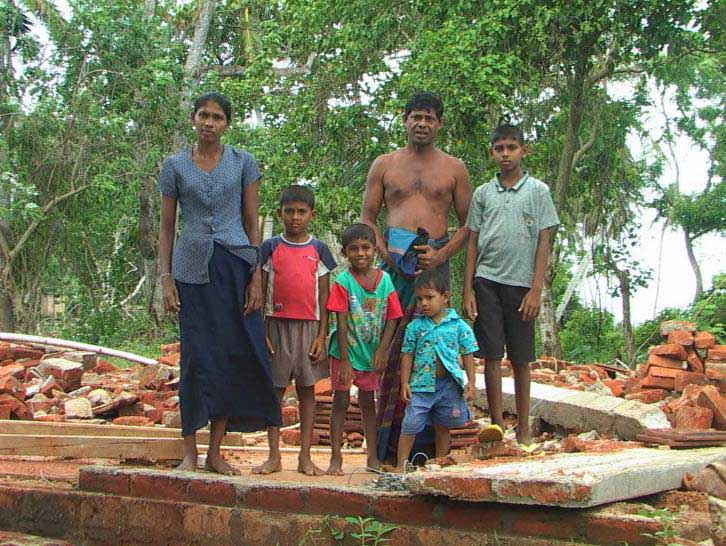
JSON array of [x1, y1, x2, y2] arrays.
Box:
[[396, 269, 478, 471]]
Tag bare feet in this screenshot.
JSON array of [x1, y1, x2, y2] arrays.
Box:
[[176, 453, 198, 472], [366, 457, 383, 472], [205, 454, 241, 476], [325, 455, 344, 476], [252, 455, 283, 475], [297, 456, 325, 476], [516, 432, 532, 445]]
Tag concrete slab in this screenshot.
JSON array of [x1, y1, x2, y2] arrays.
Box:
[[474, 374, 671, 439], [402, 447, 726, 507]]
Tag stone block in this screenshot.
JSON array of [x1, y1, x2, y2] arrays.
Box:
[[708, 346, 726, 362], [667, 330, 694, 346], [674, 371, 708, 391], [651, 343, 688, 360], [647, 354, 686, 370], [63, 397, 93, 419], [60, 351, 98, 370], [710, 496, 726, 546], [87, 389, 112, 407], [37, 358, 84, 391], [660, 320, 697, 336], [675, 405, 713, 430], [696, 386, 726, 430]]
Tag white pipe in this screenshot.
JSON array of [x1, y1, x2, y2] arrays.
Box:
[[0, 332, 158, 366]]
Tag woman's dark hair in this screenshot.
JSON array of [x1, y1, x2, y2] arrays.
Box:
[[414, 269, 450, 294], [341, 223, 376, 249], [404, 92, 444, 120], [280, 185, 315, 209], [193, 92, 233, 123]]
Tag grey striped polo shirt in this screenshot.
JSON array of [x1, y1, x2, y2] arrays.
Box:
[[466, 173, 560, 288], [157, 145, 261, 284]]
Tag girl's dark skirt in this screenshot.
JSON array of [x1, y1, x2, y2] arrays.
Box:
[[176, 244, 282, 437]]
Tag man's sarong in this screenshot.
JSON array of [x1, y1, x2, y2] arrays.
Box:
[[376, 230, 449, 462]]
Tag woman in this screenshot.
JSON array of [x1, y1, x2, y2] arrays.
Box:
[[158, 92, 282, 475]]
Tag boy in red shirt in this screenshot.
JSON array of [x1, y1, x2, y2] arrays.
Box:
[[253, 185, 337, 476]]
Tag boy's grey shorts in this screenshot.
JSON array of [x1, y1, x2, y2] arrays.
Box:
[[267, 317, 329, 389], [473, 276, 536, 365]]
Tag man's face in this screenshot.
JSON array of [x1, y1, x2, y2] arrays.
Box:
[[404, 108, 442, 146], [491, 137, 528, 173]]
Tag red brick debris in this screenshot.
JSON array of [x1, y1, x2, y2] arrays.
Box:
[[523, 320, 725, 433]]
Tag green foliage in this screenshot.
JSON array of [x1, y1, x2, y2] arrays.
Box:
[[299, 515, 398, 546], [560, 307, 625, 363], [638, 507, 680, 545]]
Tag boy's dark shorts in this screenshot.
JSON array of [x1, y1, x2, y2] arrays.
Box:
[[401, 375, 470, 435], [473, 277, 536, 365]]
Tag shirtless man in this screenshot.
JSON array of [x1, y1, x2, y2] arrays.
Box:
[[361, 91, 472, 300], [360, 92, 472, 462]]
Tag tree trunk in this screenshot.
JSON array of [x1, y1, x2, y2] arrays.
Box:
[[539, 253, 562, 358], [683, 229, 703, 302], [616, 269, 635, 366]]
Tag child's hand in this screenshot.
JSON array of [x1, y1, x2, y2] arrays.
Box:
[[265, 336, 275, 355], [518, 288, 542, 321], [463, 290, 477, 321], [309, 335, 326, 363], [372, 347, 388, 372], [338, 359, 353, 385], [400, 383, 412, 403], [465, 382, 476, 402]]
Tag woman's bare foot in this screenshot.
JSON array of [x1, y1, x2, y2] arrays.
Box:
[[176, 453, 198, 472], [205, 454, 241, 476], [516, 431, 532, 445], [325, 455, 344, 476], [252, 455, 282, 475], [366, 457, 383, 472], [298, 456, 324, 476]]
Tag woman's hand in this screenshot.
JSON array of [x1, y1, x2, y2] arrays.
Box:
[[244, 269, 262, 315], [162, 276, 180, 312]]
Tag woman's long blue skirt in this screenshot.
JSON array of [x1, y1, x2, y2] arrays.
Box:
[[176, 244, 282, 436]]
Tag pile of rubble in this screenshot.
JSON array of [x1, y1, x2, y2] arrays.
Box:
[[524, 320, 725, 432], [0, 341, 183, 427]]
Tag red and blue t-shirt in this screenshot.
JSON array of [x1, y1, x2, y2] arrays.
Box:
[[260, 235, 337, 321]]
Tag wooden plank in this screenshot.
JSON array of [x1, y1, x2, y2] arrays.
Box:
[[0, 434, 183, 459], [0, 420, 246, 446]]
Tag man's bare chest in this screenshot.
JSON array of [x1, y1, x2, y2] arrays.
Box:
[[382, 169, 455, 202]]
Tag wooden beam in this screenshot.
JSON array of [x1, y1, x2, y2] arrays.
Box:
[[0, 421, 246, 446], [0, 434, 183, 459]]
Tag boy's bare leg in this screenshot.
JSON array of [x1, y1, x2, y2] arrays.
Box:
[[484, 358, 505, 429], [395, 433, 416, 473], [512, 361, 531, 444], [177, 433, 198, 471], [206, 418, 241, 475], [358, 390, 382, 471], [433, 424, 451, 458], [296, 385, 324, 476], [326, 389, 349, 476], [253, 387, 286, 474]]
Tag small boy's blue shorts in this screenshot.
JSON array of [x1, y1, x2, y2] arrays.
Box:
[[401, 375, 471, 435]]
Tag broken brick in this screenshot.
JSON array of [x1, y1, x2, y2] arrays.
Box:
[[660, 320, 697, 336], [10, 347, 44, 360], [602, 379, 625, 397], [675, 405, 713, 430], [639, 375, 675, 390], [651, 343, 688, 360], [625, 389, 668, 404], [63, 397, 94, 419], [113, 416, 154, 426], [694, 331, 716, 350], [706, 362, 726, 381], [648, 367, 680, 379], [281, 405, 299, 426], [685, 347, 705, 374], [667, 330, 694, 347], [471, 439, 525, 459], [161, 342, 180, 355], [280, 428, 320, 446], [35, 414, 67, 422], [0, 375, 25, 400], [0, 393, 32, 420], [707, 346, 726, 362], [93, 360, 118, 374], [158, 353, 180, 367], [647, 354, 686, 370], [696, 386, 726, 430], [674, 371, 708, 391], [0, 405, 11, 419], [0, 363, 25, 380], [37, 359, 84, 391]]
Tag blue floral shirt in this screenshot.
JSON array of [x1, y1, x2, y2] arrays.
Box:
[[401, 309, 479, 393]]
